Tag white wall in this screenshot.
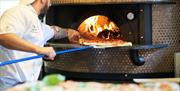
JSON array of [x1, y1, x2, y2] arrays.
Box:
[[0, 0, 19, 17]]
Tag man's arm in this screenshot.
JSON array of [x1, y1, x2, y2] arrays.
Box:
[[51, 26, 81, 43], [0, 33, 56, 60], [51, 26, 68, 39], [0, 33, 40, 52]]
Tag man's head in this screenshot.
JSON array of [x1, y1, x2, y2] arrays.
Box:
[[20, 0, 51, 16], [20, 0, 35, 5], [39, 0, 51, 16]]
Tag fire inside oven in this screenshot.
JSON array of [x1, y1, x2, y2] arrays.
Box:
[[46, 4, 146, 45], [78, 15, 122, 40], [44, 4, 171, 80], [78, 15, 132, 46]]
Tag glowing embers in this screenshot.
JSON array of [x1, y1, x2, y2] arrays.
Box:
[[78, 15, 121, 40]]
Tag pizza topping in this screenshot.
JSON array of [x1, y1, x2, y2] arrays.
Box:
[[43, 74, 65, 86]]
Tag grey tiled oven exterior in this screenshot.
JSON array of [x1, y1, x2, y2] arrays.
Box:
[[44, 0, 180, 80]]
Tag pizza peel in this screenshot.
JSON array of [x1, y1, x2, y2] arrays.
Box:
[[0, 44, 115, 67], [0, 44, 167, 66], [0, 46, 93, 67]]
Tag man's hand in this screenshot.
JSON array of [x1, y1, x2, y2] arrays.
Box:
[[35, 47, 56, 60], [67, 28, 81, 43], [0, 33, 56, 60]]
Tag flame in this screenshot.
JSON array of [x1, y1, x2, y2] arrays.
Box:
[[84, 16, 100, 36], [78, 15, 132, 46], [78, 15, 121, 40]]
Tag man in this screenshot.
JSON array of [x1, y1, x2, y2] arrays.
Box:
[[0, 0, 80, 90]]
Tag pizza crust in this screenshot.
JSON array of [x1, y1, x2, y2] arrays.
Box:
[[79, 38, 132, 47], [8, 81, 180, 91]]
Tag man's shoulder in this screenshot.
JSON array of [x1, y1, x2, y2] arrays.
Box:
[[1, 5, 32, 22], [5, 5, 29, 15]]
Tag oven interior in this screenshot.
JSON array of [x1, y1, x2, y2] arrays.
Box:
[[46, 4, 152, 45]]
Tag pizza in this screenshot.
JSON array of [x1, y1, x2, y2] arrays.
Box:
[[59, 81, 180, 91], [79, 38, 132, 47], [8, 80, 180, 91], [7, 74, 180, 91]]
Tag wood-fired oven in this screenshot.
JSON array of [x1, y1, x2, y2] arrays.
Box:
[[43, 0, 180, 81]]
